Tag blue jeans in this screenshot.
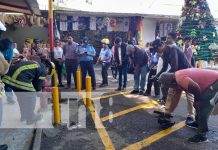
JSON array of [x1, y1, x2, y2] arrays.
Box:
[[118, 65, 127, 88], [134, 65, 148, 92]]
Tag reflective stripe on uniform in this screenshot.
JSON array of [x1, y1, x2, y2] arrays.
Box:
[[2, 75, 35, 92], [39, 76, 46, 80], [12, 64, 39, 79]]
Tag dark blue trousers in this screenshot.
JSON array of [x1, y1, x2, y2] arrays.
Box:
[[80, 61, 96, 89]]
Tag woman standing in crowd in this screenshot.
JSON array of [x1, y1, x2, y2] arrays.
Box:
[[54, 39, 64, 87], [97, 38, 112, 87]]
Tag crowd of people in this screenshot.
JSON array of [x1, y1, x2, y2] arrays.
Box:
[[0, 17, 217, 147]]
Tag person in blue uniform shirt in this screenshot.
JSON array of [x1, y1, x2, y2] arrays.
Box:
[[78, 37, 96, 90]]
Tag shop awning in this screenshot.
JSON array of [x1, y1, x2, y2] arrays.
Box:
[[0, 0, 41, 15]]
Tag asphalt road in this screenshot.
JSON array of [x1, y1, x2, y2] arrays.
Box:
[[41, 66, 218, 150]]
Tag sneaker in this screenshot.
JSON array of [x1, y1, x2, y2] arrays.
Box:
[[186, 121, 198, 129], [143, 93, 151, 96], [26, 114, 43, 125], [188, 134, 208, 143], [130, 90, 139, 94], [139, 91, 144, 95], [0, 144, 8, 150], [115, 87, 122, 91], [186, 117, 195, 125], [122, 87, 126, 91]]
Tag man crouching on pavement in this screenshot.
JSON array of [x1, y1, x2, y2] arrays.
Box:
[[2, 55, 53, 125], [158, 68, 218, 143]]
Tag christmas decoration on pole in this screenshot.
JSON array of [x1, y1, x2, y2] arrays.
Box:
[[177, 0, 218, 61]]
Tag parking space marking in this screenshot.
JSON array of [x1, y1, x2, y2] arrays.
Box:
[[92, 91, 129, 101], [83, 96, 115, 150], [101, 101, 158, 122], [122, 121, 186, 150], [95, 87, 132, 91]]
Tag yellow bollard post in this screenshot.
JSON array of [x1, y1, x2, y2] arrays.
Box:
[[86, 76, 92, 107], [76, 70, 81, 93], [198, 60, 203, 69], [53, 71, 58, 87], [52, 87, 61, 125]]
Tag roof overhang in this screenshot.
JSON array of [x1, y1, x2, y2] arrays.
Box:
[[0, 0, 41, 15]]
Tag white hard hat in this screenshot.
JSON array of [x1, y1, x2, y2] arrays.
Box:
[[0, 21, 6, 31]]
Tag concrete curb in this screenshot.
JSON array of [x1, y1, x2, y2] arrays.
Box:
[[32, 129, 42, 150]]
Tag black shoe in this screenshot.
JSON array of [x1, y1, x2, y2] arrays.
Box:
[[143, 93, 151, 96], [26, 114, 43, 125], [186, 121, 198, 129], [186, 117, 195, 125], [0, 144, 8, 150], [115, 87, 122, 91], [122, 87, 126, 91], [92, 87, 96, 91], [58, 84, 64, 87], [188, 134, 208, 143], [153, 95, 160, 99], [139, 91, 144, 95], [130, 90, 139, 94], [65, 86, 71, 89], [99, 84, 108, 88]]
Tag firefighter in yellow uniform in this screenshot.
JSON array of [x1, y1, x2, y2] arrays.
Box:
[[2, 56, 53, 125]]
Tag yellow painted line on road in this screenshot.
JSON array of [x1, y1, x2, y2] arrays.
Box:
[[95, 87, 132, 91], [92, 91, 129, 101], [122, 121, 186, 150], [101, 101, 158, 122], [83, 97, 115, 150]]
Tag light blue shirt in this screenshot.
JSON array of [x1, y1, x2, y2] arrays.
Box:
[[99, 48, 112, 63], [78, 44, 96, 61]]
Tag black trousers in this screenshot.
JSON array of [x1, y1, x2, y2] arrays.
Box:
[[54, 60, 63, 85], [196, 81, 218, 135], [80, 61, 96, 89], [101, 62, 110, 85], [65, 59, 78, 88], [146, 69, 160, 96]]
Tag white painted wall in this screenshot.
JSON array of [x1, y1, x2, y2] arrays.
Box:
[[142, 18, 156, 44]]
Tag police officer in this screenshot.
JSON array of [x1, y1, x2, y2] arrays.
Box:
[[78, 37, 96, 90], [2, 56, 52, 125]]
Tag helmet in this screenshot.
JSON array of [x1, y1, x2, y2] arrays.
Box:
[[101, 38, 110, 45]]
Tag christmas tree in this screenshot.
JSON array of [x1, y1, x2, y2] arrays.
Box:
[[177, 0, 218, 61]]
